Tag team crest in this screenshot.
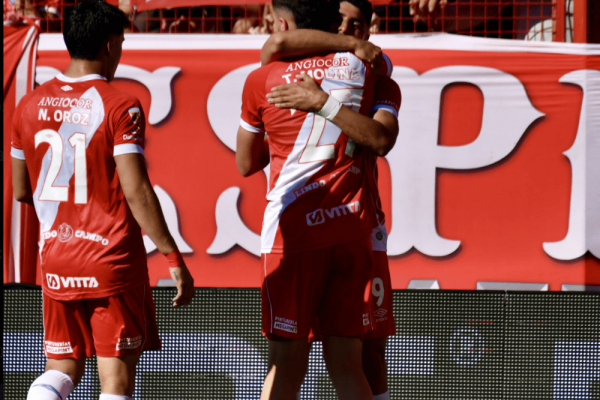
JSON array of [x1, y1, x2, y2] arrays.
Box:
[[128, 107, 142, 135], [58, 223, 74, 243]]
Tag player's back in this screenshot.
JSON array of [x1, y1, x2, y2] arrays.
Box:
[[241, 52, 376, 253], [11, 74, 148, 301]]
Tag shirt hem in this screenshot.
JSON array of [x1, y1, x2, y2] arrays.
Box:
[[261, 230, 371, 254]]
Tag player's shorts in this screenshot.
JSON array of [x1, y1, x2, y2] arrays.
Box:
[[261, 236, 374, 340], [363, 250, 396, 340], [43, 282, 161, 359]]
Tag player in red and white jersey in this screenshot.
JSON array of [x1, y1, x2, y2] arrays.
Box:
[[13, 72, 151, 301], [11, 2, 194, 400], [261, 1, 401, 399], [237, 1, 397, 399]]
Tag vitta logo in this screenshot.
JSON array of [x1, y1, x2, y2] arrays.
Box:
[[46, 273, 99, 289], [307, 202, 361, 226], [46, 273, 61, 289], [306, 209, 325, 226], [58, 223, 74, 243]]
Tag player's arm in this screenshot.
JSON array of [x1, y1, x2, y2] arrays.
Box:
[[236, 129, 269, 177], [261, 29, 383, 73], [115, 153, 194, 307], [11, 158, 34, 206], [267, 74, 398, 156]]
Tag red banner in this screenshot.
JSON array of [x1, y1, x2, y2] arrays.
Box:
[[3, 20, 40, 285], [13, 34, 600, 291]]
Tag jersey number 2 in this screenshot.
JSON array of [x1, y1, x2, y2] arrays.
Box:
[[299, 88, 363, 163], [35, 129, 87, 204]]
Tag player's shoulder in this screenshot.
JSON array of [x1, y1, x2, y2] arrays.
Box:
[[375, 74, 400, 89], [95, 80, 141, 109], [246, 62, 278, 85]]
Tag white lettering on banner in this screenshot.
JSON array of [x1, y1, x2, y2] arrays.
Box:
[[207, 187, 261, 256], [35, 65, 180, 125], [208, 63, 597, 260], [207, 63, 264, 256], [143, 185, 193, 254], [543, 69, 600, 260], [387, 66, 544, 256]]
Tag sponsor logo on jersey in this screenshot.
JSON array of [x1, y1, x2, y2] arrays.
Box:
[[274, 317, 297, 334], [37, 97, 93, 109], [75, 230, 110, 246], [347, 166, 361, 175], [45, 341, 73, 354], [363, 313, 371, 326], [306, 201, 361, 226], [306, 209, 325, 226], [123, 134, 141, 141], [116, 336, 142, 351], [287, 180, 326, 203], [46, 273, 61, 289], [60, 85, 73, 92], [46, 273, 99, 289], [58, 223, 74, 243], [41, 228, 109, 246]]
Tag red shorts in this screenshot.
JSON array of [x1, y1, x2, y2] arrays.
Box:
[[261, 236, 374, 340], [363, 251, 396, 340], [43, 282, 161, 359]]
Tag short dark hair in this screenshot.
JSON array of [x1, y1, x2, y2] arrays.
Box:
[[63, 0, 129, 60], [342, 0, 373, 25], [273, 0, 341, 32]]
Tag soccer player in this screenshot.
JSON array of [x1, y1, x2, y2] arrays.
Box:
[[261, 1, 401, 399], [10, 1, 194, 399], [236, 0, 397, 399]]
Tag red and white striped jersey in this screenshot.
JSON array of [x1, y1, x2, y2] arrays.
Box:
[[367, 75, 402, 252], [11, 74, 148, 301], [241, 52, 376, 254]]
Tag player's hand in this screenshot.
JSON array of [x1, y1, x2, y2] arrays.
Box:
[[169, 265, 195, 307], [353, 39, 383, 74], [409, 0, 447, 22], [266, 74, 328, 112]]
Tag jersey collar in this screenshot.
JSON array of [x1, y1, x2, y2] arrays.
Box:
[[56, 73, 107, 83]]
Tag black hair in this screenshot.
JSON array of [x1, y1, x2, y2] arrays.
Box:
[[273, 0, 341, 32], [63, 0, 129, 60], [341, 0, 373, 25]]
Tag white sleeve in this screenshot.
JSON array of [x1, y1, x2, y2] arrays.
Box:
[[114, 143, 145, 157], [11, 147, 26, 160]]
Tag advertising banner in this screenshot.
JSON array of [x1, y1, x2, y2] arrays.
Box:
[[20, 33, 600, 290]]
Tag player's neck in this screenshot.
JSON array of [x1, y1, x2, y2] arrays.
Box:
[[63, 59, 108, 80]]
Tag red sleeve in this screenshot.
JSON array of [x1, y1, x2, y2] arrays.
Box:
[[371, 76, 401, 118], [240, 67, 267, 133], [111, 96, 146, 156]]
